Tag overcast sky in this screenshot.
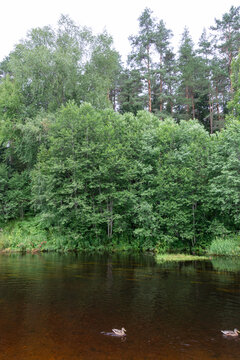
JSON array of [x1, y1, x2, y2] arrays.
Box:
[[0, 0, 239, 62]]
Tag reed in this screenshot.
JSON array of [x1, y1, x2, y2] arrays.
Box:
[[208, 237, 240, 256]]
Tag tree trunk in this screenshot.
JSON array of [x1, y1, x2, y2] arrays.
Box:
[[192, 203, 197, 248], [112, 89, 116, 111], [209, 94, 213, 134], [169, 85, 173, 115], [160, 79, 163, 112], [227, 45, 233, 94], [229, 63, 233, 94], [107, 199, 113, 238], [147, 45, 152, 112], [148, 78, 152, 112], [186, 86, 189, 114], [159, 54, 163, 112], [191, 92, 195, 119], [19, 204, 24, 219], [215, 86, 220, 121]]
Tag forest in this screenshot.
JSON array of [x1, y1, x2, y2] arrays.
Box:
[[0, 6, 239, 253]]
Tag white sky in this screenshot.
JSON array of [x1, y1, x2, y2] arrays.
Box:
[[0, 0, 239, 63]]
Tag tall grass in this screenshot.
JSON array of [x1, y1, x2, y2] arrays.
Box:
[[208, 236, 240, 256]]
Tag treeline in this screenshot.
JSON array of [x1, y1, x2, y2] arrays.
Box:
[[1, 102, 240, 251], [0, 7, 239, 251], [0, 7, 239, 129]]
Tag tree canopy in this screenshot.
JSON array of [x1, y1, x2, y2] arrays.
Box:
[[0, 7, 240, 252]]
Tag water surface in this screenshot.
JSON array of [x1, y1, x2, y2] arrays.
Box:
[[0, 253, 240, 359]]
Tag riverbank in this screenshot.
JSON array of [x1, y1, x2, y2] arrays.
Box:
[[1, 217, 240, 258]]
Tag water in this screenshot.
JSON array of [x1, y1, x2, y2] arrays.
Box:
[[0, 253, 240, 359]]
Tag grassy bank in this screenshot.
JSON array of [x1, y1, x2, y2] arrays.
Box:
[[155, 254, 209, 263], [1, 218, 240, 257]]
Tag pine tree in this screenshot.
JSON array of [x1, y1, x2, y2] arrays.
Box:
[[177, 28, 198, 119], [228, 51, 240, 118], [128, 8, 155, 112], [210, 6, 240, 93], [154, 20, 173, 114], [197, 29, 214, 132]]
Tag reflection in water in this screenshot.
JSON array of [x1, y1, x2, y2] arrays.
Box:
[[0, 253, 239, 359], [211, 257, 240, 272]]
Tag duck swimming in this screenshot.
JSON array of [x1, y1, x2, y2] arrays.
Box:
[[112, 327, 126, 336], [221, 329, 240, 336]]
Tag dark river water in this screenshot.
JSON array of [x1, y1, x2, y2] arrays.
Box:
[[0, 253, 240, 359]]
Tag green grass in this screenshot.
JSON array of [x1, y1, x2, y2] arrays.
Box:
[[208, 236, 240, 256], [155, 253, 209, 263]]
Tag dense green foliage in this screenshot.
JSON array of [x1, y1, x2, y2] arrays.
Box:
[[1, 100, 240, 252], [0, 7, 240, 253]]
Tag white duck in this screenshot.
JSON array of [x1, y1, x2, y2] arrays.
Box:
[[112, 327, 126, 336], [221, 328, 240, 336]]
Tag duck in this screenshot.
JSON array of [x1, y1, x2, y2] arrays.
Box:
[[221, 328, 240, 336], [112, 327, 126, 336]]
